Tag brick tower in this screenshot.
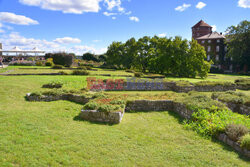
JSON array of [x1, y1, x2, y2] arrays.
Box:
[[192, 20, 212, 39]]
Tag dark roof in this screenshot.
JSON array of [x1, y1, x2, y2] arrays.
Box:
[[192, 20, 212, 28], [196, 32, 226, 40]]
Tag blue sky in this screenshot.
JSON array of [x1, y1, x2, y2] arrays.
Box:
[[0, 0, 249, 55]]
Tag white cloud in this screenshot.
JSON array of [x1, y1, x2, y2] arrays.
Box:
[[175, 3, 191, 12], [0, 32, 106, 55], [0, 12, 39, 25], [196, 2, 207, 9], [93, 39, 101, 43], [238, 0, 250, 8], [158, 33, 166, 37], [54, 37, 81, 44], [212, 25, 217, 31], [19, 0, 102, 14], [104, 0, 123, 11], [112, 17, 116, 20], [103, 11, 117, 16], [0, 29, 5, 33], [70, 45, 107, 55], [129, 16, 139, 22], [125, 11, 132, 15]]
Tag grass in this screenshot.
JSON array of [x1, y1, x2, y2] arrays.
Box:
[[0, 75, 249, 166]]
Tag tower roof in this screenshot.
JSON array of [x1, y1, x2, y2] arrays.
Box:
[[192, 20, 212, 28]]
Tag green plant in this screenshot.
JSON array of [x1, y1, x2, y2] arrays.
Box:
[[110, 99, 125, 105], [98, 104, 121, 113], [83, 102, 99, 110], [195, 81, 233, 86], [36, 61, 43, 66], [58, 71, 68, 75], [240, 134, 250, 150], [72, 70, 89, 75], [42, 82, 63, 89], [225, 124, 249, 142], [52, 65, 64, 69], [52, 52, 74, 67], [45, 61, 53, 66], [125, 69, 134, 73], [77, 66, 87, 70], [134, 72, 143, 78], [175, 80, 192, 87]]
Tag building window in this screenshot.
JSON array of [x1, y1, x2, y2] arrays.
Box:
[[216, 46, 220, 52], [207, 46, 211, 52], [208, 40, 211, 43], [216, 55, 219, 61], [201, 40, 205, 44], [217, 39, 220, 43], [207, 55, 210, 61]]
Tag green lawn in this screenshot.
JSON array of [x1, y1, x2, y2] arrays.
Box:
[[0, 75, 249, 166]]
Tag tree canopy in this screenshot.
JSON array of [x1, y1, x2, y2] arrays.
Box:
[[106, 36, 211, 78], [226, 20, 250, 72]]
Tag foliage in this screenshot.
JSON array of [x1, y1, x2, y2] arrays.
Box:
[[211, 91, 249, 105], [51, 52, 74, 67], [106, 36, 211, 78], [97, 104, 121, 113], [125, 69, 135, 73], [194, 81, 233, 86], [226, 20, 250, 72], [83, 102, 99, 110], [175, 80, 192, 87], [58, 71, 68, 75], [240, 134, 250, 150], [52, 65, 64, 69], [235, 78, 250, 86], [82, 52, 99, 62], [42, 81, 63, 89], [134, 72, 143, 78], [72, 70, 89, 75], [110, 99, 125, 105], [9, 61, 35, 66], [225, 124, 249, 142], [77, 66, 87, 70], [45, 61, 53, 66], [184, 108, 250, 137], [36, 61, 43, 66]]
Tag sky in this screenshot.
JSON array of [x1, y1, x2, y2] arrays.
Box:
[[0, 0, 249, 55]]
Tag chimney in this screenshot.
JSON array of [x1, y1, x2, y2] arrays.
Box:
[[220, 32, 222, 35]]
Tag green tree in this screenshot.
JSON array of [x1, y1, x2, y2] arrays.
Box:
[[106, 42, 125, 69], [226, 20, 250, 72]]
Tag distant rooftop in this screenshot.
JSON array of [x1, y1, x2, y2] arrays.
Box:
[[196, 32, 225, 40], [192, 20, 212, 28]]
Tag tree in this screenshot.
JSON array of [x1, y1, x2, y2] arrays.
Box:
[[106, 42, 125, 69], [52, 52, 74, 67], [226, 20, 250, 72], [82, 52, 98, 62]]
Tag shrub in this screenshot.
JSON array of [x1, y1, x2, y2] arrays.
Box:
[[240, 134, 250, 150], [211, 91, 249, 105], [9, 61, 35, 66], [45, 61, 53, 66], [52, 52, 74, 67], [184, 108, 250, 137], [98, 104, 121, 113], [175, 80, 193, 87], [110, 99, 125, 105], [42, 82, 63, 89], [52, 65, 64, 69], [36, 61, 43, 66], [225, 124, 248, 142], [83, 102, 99, 110], [72, 70, 89, 75], [85, 66, 92, 70], [134, 72, 143, 78], [77, 66, 87, 70]]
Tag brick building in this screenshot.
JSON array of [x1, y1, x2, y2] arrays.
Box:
[[192, 20, 232, 72]]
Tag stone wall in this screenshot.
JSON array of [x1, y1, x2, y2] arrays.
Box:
[[218, 133, 250, 158], [26, 93, 90, 104], [125, 100, 193, 119], [80, 110, 124, 124]]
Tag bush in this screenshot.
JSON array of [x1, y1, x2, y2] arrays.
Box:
[[85, 66, 92, 70], [36, 61, 43, 66], [240, 134, 250, 150], [9, 61, 35, 66], [42, 82, 63, 89], [83, 102, 99, 110], [52, 65, 64, 69], [110, 99, 125, 105], [98, 104, 121, 113], [52, 52, 74, 67], [45, 61, 53, 66], [77, 66, 87, 70], [225, 124, 249, 142], [72, 70, 89, 75], [134, 72, 143, 78], [184, 108, 250, 137], [211, 91, 249, 105]]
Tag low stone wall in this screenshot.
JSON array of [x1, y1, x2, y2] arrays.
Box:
[[80, 110, 124, 124], [125, 100, 193, 119], [26, 93, 90, 104], [212, 98, 250, 116], [194, 85, 236, 92], [218, 133, 250, 158]]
